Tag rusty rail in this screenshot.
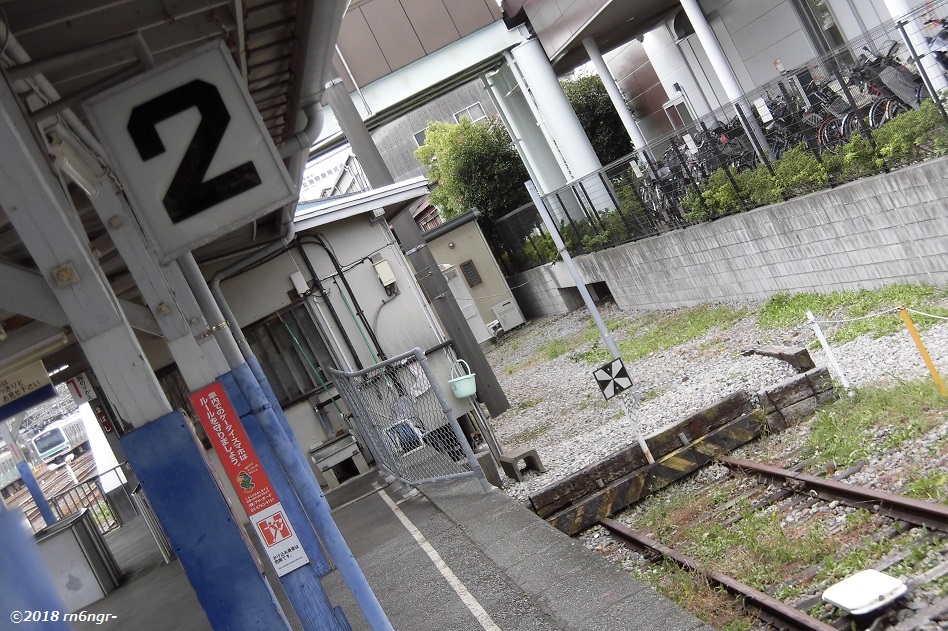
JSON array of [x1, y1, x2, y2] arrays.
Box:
[[600, 517, 838, 631], [718, 456, 948, 533]]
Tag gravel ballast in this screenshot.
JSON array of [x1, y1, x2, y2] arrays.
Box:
[[483, 300, 948, 504]]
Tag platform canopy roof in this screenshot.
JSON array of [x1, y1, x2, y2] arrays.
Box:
[[0, 0, 349, 382]]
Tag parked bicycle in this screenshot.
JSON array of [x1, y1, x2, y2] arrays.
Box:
[[843, 42, 922, 131], [925, 17, 948, 73]]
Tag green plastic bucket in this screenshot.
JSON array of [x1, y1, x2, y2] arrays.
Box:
[[448, 359, 477, 398]]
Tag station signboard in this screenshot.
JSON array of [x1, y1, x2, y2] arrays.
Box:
[[0, 360, 56, 419]]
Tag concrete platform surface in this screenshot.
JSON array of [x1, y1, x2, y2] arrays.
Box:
[[67, 471, 710, 630]]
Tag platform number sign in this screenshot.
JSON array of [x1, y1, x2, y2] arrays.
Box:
[[127, 79, 262, 223], [85, 40, 296, 263], [593, 358, 633, 400]]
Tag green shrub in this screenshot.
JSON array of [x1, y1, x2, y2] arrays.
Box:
[[701, 168, 743, 216], [681, 187, 707, 221], [872, 98, 948, 167], [773, 144, 829, 196], [840, 132, 883, 179], [736, 163, 781, 206]]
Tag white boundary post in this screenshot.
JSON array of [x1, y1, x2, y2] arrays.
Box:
[[526, 180, 653, 463], [806, 311, 851, 391]]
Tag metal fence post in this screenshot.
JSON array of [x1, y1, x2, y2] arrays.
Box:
[[777, 80, 824, 163], [411, 349, 491, 492], [896, 20, 948, 127], [699, 120, 745, 204], [734, 102, 776, 177]]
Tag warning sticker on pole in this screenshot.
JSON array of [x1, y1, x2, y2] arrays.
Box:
[[190, 382, 308, 576]]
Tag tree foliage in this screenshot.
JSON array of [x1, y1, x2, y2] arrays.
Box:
[[413, 116, 530, 222], [561, 73, 634, 165]]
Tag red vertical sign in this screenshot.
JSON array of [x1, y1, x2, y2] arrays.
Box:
[[189, 382, 277, 516], [189, 381, 308, 575]]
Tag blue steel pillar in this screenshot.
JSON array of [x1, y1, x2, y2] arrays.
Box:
[[219, 371, 350, 631], [230, 362, 394, 631], [0, 501, 70, 629], [15, 461, 56, 527], [121, 410, 292, 630]]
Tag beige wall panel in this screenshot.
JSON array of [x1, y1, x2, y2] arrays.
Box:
[[443, 0, 500, 37], [336, 8, 390, 87], [362, 0, 425, 72], [401, 0, 460, 54]]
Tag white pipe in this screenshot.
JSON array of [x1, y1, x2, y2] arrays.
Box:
[[806, 311, 851, 391], [503, 51, 572, 179], [582, 37, 650, 156], [509, 39, 603, 179], [678, 0, 744, 102], [482, 72, 549, 193]]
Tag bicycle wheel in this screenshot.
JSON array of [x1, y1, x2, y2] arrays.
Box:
[[884, 99, 909, 123], [868, 99, 888, 128], [818, 116, 842, 152], [841, 113, 862, 139]]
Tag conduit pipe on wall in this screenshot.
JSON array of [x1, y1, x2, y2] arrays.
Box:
[[293, 240, 365, 370], [298, 235, 387, 361]]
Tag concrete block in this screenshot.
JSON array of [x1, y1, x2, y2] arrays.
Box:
[[499, 448, 546, 482], [474, 451, 503, 488]]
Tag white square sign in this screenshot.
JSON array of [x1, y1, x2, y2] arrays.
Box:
[[85, 40, 297, 263]]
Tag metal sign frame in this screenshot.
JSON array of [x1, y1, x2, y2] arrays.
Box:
[[593, 357, 633, 401]]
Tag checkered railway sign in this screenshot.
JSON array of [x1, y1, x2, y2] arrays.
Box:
[[593, 358, 633, 400]]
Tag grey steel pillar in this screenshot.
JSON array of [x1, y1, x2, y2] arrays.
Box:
[[582, 37, 651, 161]]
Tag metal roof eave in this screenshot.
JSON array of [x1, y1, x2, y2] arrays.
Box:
[[293, 176, 429, 231]]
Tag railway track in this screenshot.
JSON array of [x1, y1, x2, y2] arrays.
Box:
[[594, 457, 948, 630]]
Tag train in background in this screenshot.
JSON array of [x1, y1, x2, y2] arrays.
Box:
[[32, 414, 89, 465], [0, 449, 21, 499], [0, 413, 89, 499]]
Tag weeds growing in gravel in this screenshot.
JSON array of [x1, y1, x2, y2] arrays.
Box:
[[757, 283, 948, 343], [629, 562, 756, 630], [574, 304, 746, 365], [804, 379, 947, 468], [904, 470, 948, 504]]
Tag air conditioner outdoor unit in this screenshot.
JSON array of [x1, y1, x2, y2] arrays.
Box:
[[491, 299, 524, 333]]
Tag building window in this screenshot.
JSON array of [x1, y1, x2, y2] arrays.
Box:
[[459, 260, 482, 287], [413, 128, 428, 147], [453, 102, 486, 123], [244, 303, 333, 407]]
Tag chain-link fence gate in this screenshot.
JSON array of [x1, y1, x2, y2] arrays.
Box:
[[328, 348, 491, 492]]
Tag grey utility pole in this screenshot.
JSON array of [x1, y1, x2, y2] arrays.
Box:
[[326, 80, 510, 417]]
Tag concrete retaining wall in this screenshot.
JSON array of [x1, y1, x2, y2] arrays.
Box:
[[512, 157, 948, 318]]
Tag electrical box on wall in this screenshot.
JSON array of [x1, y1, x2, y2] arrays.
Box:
[[290, 271, 309, 296], [373, 259, 397, 288]]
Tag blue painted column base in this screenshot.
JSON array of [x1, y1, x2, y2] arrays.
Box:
[[220, 371, 346, 631], [0, 508, 70, 628], [16, 460, 56, 527], [121, 410, 291, 631], [232, 361, 392, 631]]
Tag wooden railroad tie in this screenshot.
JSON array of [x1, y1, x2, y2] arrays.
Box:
[[530, 367, 836, 535]]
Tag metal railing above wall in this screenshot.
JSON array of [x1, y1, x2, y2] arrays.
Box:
[[329, 347, 492, 492], [494, 0, 948, 276]]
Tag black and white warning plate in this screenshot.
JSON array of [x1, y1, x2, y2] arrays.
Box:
[[593, 358, 633, 400]]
